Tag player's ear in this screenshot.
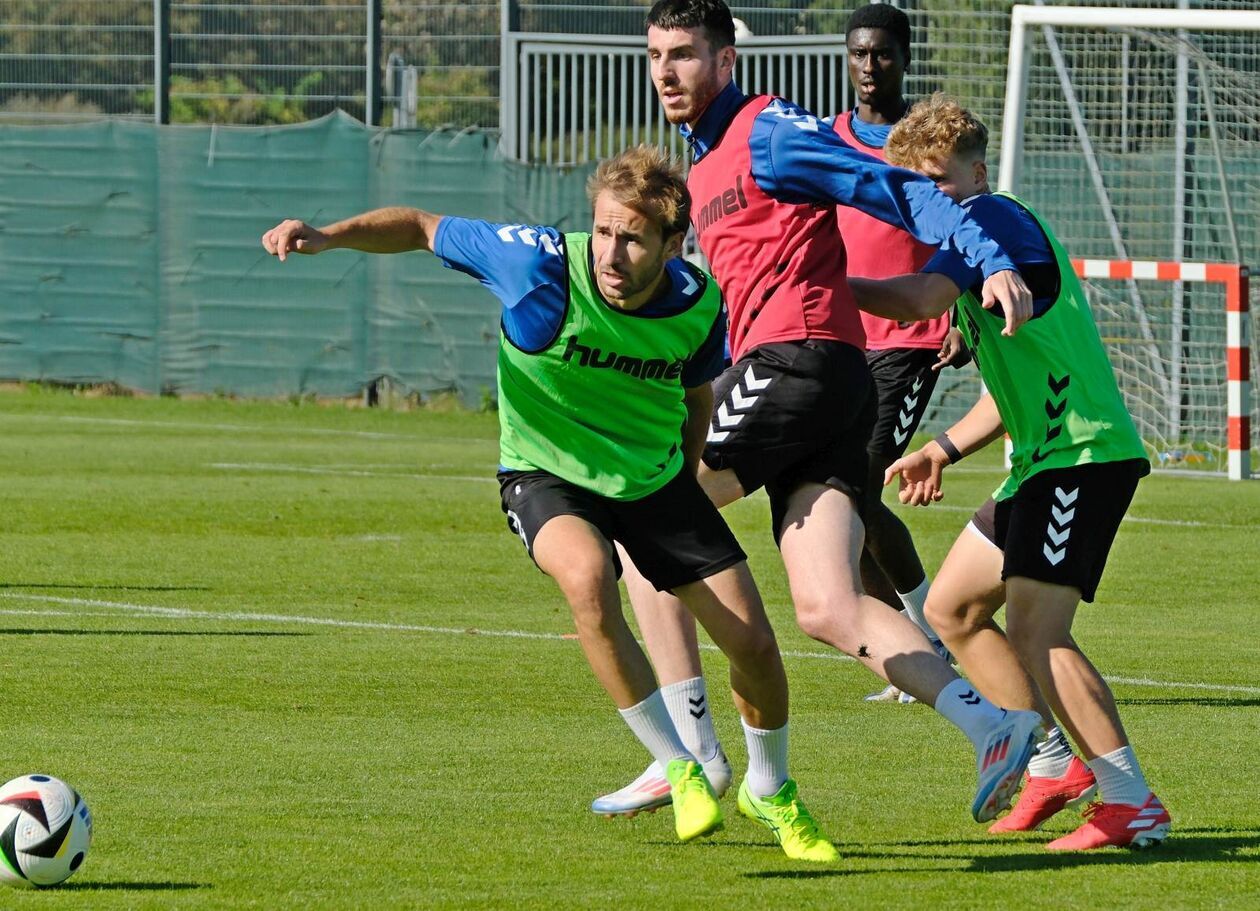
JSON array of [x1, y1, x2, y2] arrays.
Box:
[[973, 159, 988, 191], [662, 228, 685, 260], [717, 44, 736, 76]]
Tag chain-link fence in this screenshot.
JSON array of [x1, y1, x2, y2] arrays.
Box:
[[4, 1, 1256, 130]]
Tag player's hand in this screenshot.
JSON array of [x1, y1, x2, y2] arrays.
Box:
[[932, 327, 970, 371], [261, 219, 330, 261], [884, 447, 947, 506], [981, 269, 1032, 336]]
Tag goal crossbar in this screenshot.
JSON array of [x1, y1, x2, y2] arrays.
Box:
[[999, 6, 1260, 193]]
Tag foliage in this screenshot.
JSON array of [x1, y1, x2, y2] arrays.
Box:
[[137, 74, 323, 125]]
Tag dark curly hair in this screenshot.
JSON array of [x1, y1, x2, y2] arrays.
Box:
[[846, 4, 911, 60], [645, 0, 736, 52]]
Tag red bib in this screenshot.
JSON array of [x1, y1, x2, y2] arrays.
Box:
[[688, 96, 865, 361], [833, 111, 949, 351]]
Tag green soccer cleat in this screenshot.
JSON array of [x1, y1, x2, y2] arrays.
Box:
[[664, 759, 724, 842], [737, 778, 839, 862]]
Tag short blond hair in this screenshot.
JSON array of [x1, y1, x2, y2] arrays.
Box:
[[586, 145, 691, 239], [886, 93, 989, 172]]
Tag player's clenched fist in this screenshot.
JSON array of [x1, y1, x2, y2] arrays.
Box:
[[261, 219, 329, 261]]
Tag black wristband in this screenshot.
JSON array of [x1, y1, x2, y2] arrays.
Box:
[[934, 432, 963, 465]]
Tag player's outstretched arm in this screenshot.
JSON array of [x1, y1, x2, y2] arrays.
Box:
[[884, 393, 1006, 506], [261, 207, 442, 261], [849, 272, 960, 322]]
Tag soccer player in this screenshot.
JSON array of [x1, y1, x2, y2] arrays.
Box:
[[259, 146, 839, 862], [591, 4, 962, 816], [836, 3, 961, 702], [618, 0, 1044, 834], [862, 94, 1171, 850]]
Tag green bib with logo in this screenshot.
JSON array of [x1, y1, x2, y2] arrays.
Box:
[[955, 193, 1148, 500], [497, 232, 723, 500]]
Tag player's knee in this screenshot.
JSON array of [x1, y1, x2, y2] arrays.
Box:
[[925, 595, 977, 640], [726, 621, 780, 672], [792, 592, 857, 647], [551, 559, 617, 619], [1004, 609, 1068, 658], [565, 591, 622, 638]]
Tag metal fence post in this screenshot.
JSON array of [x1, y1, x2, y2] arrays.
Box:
[[154, 0, 170, 124], [500, 0, 519, 157], [367, 0, 383, 125]]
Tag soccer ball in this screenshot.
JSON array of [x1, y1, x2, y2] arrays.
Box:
[[0, 774, 92, 887]]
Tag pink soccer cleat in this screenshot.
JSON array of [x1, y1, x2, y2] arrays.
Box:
[[988, 756, 1097, 833], [1045, 793, 1171, 851]]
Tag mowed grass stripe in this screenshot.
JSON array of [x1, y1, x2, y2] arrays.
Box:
[[4, 593, 1258, 697]]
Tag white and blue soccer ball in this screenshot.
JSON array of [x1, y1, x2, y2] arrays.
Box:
[[0, 774, 92, 887]]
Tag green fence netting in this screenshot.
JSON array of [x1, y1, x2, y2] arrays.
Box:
[[0, 112, 595, 402]]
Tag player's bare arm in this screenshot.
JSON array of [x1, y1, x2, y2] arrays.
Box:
[[849, 272, 960, 322], [681, 383, 714, 473], [849, 268, 1031, 337], [261, 206, 442, 261], [884, 393, 1005, 505]]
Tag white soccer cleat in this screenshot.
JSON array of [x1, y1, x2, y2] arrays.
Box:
[[972, 709, 1043, 823], [863, 683, 917, 704], [591, 750, 732, 817]]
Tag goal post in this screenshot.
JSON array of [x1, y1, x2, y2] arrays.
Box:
[[1071, 259, 1250, 481], [999, 5, 1260, 480]]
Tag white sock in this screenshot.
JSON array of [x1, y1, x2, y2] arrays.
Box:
[[618, 691, 693, 768], [898, 576, 941, 641], [660, 677, 721, 763], [933, 678, 1009, 749], [741, 719, 789, 798], [1027, 725, 1075, 778], [1087, 745, 1151, 807]]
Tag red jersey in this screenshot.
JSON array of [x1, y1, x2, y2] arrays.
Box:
[[688, 95, 866, 361], [832, 111, 950, 351]]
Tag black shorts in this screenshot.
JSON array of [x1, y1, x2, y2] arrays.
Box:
[[497, 467, 746, 593], [865, 347, 942, 459], [702, 340, 876, 543], [974, 458, 1148, 602]]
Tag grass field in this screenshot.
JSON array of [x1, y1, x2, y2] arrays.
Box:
[[0, 386, 1257, 910]]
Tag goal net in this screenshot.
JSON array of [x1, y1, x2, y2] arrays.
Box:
[[999, 4, 1258, 479]]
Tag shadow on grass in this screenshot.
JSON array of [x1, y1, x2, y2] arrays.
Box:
[[647, 839, 966, 877], [1116, 696, 1260, 708], [0, 584, 211, 592], [783, 828, 1260, 874], [968, 829, 1260, 872], [44, 881, 209, 892], [0, 629, 308, 638]]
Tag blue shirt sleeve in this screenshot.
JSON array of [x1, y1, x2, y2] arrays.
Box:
[[747, 99, 1017, 279], [680, 306, 727, 388], [923, 194, 1056, 301], [432, 217, 568, 351]]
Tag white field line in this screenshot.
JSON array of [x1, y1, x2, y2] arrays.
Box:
[[926, 502, 1222, 529], [1, 412, 1241, 526], [3, 593, 1258, 696], [210, 462, 493, 484], [209, 462, 1240, 528], [0, 412, 494, 446]]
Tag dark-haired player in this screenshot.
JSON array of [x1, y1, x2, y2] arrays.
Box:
[[617, 0, 1043, 842]]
